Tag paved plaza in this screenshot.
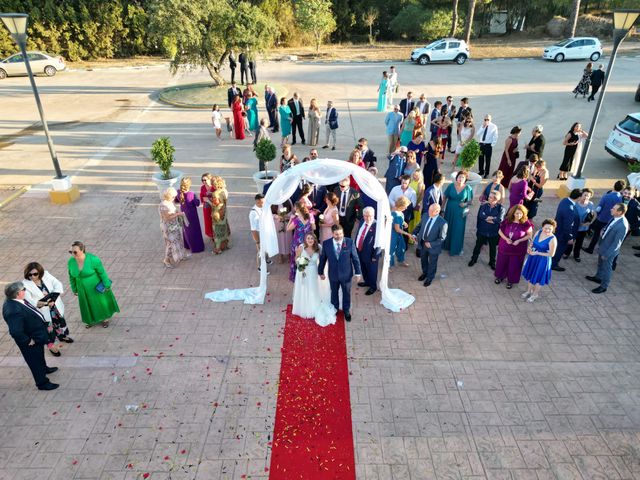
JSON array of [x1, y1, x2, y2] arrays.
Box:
[[0, 57, 639, 479]]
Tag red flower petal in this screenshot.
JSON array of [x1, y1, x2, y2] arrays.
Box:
[[71, 459, 78, 465]]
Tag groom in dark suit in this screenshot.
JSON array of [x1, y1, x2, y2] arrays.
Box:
[[318, 225, 362, 322], [2, 281, 59, 390]]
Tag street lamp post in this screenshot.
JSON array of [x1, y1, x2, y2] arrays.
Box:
[[0, 12, 78, 202], [568, 9, 640, 191]]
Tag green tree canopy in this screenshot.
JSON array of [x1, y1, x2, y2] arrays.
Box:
[[295, 0, 337, 53], [148, 0, 276, 84]]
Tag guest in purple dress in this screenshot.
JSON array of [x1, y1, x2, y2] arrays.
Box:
[[175, 177, 205, 253], [494, 205, 533, 289], [286, 201, 314, 282], [508, 169, 533, 209]]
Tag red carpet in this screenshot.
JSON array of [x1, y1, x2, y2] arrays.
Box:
[[269, 306, 355, 479]]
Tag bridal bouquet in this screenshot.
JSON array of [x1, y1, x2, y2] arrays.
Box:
[[277, 206, 288, 233], [296, 256, 310, 277]]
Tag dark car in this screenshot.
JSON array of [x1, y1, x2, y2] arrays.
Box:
[[636, 83, 640, 102]]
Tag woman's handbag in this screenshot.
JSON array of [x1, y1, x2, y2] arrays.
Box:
[[95, 282, 106, 293]]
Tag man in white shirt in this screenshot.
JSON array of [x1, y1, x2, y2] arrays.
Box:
[[355, 207, 380, 295], [388, 175, 417, 209], [387, 66, 398, 108], [249, 194, 272, 271], [476, 114, 499, 178]]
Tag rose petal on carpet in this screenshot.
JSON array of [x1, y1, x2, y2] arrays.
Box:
[[269, 305, 355, 479]]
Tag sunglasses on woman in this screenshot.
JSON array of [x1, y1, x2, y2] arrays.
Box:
[[28, 271, 39, 277]]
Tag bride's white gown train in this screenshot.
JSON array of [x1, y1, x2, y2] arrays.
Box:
[[292, 250, 336, 327]]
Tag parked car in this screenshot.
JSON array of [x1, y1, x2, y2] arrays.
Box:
[[605, 113, 640, 164], [410, 38, 470, 65], [0, 51, 66, 79], [542, 37, 602, 63], [635, 83, 640, 102]]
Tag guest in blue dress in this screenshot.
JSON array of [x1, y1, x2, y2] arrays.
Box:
[[390, 196, 412, 267], [278, 97, 292, 145], [443, 171, 473, 256], [377, 71, 388, 112], [521, 219, 558, 303], [407, 134, 427, 166]]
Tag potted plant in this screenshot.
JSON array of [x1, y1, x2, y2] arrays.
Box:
[[252, 138, 279, 193], [451, 138, 482, 191], [150, 137, 183, 198]]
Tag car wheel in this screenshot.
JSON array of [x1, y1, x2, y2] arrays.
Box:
[[454, 54, 467, 65], [554, 53, 564, 63], [44, 65, 57, 77], [590, 52, 601, 61], [0, 69, 6, 80], [418, 55, 429, 65]]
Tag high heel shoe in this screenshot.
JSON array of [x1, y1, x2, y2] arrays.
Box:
[[163, 260, 174, 268], [49, 348, 61, 357]]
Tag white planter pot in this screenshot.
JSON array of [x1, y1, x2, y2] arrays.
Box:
[[151, 170, 184, 199], [450, 170, 483, 194], [253, 170, 279, 193]]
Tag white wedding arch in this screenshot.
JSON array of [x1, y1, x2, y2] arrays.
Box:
[[205, 159, 415, 313]]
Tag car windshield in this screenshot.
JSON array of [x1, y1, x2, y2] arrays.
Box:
[[554, 39, 573, 47], [619, 116, 640, 135], [425, 41, 443, 49]]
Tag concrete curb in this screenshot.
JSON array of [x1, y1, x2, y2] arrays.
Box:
[[0, 186, 30, 210]]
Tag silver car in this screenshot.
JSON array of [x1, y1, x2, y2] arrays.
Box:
[[0, 51, 66, 79]]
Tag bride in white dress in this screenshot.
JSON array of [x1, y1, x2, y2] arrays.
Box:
[[292, 233, 336, 327]]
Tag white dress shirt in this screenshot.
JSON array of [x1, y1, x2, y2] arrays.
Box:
[[356, 222, 373, 247], [388, 185, 417, 208], [249, 205, 262, 232], [476, 122, 499, 147]]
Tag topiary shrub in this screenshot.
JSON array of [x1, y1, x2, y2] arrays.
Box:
[[151, 137, 176, 180], [459, 139, 481, 171], [256, 138, 277, 178]]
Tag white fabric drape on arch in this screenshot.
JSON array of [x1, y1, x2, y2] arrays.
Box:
[[205, 159, 415, 313]]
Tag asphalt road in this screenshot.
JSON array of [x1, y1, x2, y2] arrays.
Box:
[[0, 56, 638, 193]]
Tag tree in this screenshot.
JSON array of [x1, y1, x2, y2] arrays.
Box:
[[451, 0, 459, 37], [362, 7, 379, 44], [390, 5, 429, 41], [295, 0, 337, 53], [566, 0, 581, 37], [148, 0, 276, 85], [463, 0, 476, 44]]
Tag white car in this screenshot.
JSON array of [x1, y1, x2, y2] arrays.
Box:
[[410, 38, 470, 65], [0, 51, 66, 79], [605, 113, 640, 164], [542, 37, 602, 63]]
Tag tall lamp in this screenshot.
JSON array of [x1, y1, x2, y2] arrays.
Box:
[[568, 9, 640, 191], [0, 13, 79, 203]]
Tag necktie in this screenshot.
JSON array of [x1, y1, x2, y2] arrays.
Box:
[[357, 224, 369, 251], [482, 126, 488, 142], [335, 242, 341, 258], [340, 191, 347, 216], [423, 218, 433, 240]]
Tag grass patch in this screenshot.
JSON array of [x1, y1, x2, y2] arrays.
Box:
[[159, 82, 288, 109]]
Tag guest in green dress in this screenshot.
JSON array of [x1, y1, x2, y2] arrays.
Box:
[[278, 97, 292, 146], [67, 241, 119, 328], [377, 71, 388, 112], [400, 111, 416, 147], [246, 93, 259, 132], [443, 171, 474, 256]]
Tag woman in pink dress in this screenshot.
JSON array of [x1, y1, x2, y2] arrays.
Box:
[[494, 204, 533, 289], [508, 169, 533, 209], [319, 192, 340, 242], [231, 96, 245, 140], [271, 200, 293, 263], [199, 173, 215, 241], [498, 126, 521, 188]]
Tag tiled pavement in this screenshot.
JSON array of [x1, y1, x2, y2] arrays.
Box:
[[1, 185, 639, 480]]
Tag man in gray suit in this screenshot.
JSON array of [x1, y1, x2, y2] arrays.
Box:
[[413, 203, 448, 287], [586, 202, 629, 294]]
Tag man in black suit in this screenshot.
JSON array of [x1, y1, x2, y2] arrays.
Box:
[[399, 91, 414, 118], [238, 52, 248, 85], [228, 50, 237, 84], [357, 138, 377, 173], [2, 281, 59, 390], [265, 85, 278, 132], [588, 64, 605, 102], [334, 178, 362, 237], [288, 93, 306, 145], [227, 82, 242, 109], [354, 207, 380, 295]]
